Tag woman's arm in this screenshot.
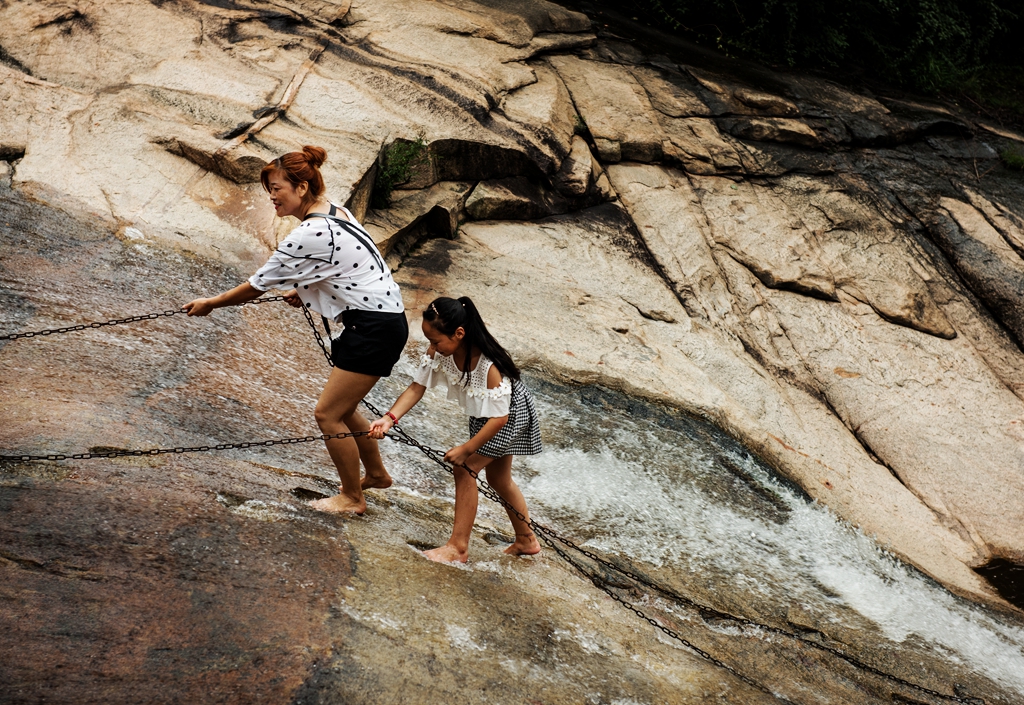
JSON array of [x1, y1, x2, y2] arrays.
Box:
[[367, 383, 427, 438], [183, 282, 266, 317]]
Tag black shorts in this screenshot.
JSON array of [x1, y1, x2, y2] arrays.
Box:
[[331, 309, 409, 377]]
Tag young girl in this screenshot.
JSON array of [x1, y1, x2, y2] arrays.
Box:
[[368, 296, 542, 563]]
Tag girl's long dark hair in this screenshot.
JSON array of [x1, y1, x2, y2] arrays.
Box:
[[422, 296, 520, 384]]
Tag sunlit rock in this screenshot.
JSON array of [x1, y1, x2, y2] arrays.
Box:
[[548, 55, 665, 163], [4, 0, 1024, 701]]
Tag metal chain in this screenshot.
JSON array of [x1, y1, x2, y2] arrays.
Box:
[[0, 430, 367, 463], [300, 304, 336, 367], [539, 530, 796, 704], [0, 295, 286, 341], [380, 426, 976, 704], [527, 525, 979, 704], [296, 311, 977, 705], [296, 311, 797, 700], [0, 300, 980, 704], [534, 532, 979, 704], [374, 432, 795, 701]]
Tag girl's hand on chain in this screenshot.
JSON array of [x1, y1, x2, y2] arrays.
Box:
[[368, 416, 393, 439], [444, 444, 471, 467]]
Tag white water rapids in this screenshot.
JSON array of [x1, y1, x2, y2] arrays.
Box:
[[367, 357, 1024, 697]]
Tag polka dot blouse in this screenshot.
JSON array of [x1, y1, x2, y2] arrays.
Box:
[[248, 205, 403, 320]]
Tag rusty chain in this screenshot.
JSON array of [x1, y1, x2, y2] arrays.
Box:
[[0, 431, 367, 463], [298, 307, 977, 705], [0, 297, 982, 705], [0, 295, 286, 341]]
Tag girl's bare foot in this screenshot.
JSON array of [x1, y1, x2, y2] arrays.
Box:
[[504, 532, 541, 556], [308, 494, 366, 515], [422, 543, 468, 563], [360, 471, 393, 490]]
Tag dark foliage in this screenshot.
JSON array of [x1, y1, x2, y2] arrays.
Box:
[[631, 0, 1022, 94]]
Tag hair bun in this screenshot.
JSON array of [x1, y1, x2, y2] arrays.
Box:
[[302, 145, 327, 168]]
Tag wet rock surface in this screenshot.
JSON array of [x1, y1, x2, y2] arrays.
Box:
[[5, 186, 1024, 703], [3, 0, 1024, 702], [1, 475, 351, 705]]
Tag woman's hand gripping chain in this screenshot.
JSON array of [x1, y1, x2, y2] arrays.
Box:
[[282, 289, 302, 308]]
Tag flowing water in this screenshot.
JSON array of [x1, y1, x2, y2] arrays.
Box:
[[371, 365, 1024, 699]]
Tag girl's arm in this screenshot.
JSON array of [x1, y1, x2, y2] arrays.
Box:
[[444, 364, 509, 466], [367, 383, 427, 438], [183, 282, 267, 316], [444, 415, 508, 467]]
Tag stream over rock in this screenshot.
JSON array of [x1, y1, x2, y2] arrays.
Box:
[[3, 0, 1024, 702]]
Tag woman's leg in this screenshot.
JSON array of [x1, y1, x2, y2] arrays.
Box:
[[342, 408, 393, 490], [482, 455, 541, 556], [309, 367, 381, 514]]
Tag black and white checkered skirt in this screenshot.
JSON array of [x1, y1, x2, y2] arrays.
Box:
[[468, 379, 542, 458]]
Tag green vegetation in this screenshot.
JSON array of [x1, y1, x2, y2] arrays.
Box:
[[372, 137, 428, 209], [1001, 146, 1024, 171], [631, 0, 1023, 115], [573, 113, 589, 137], [955, 63, 1024, 125]]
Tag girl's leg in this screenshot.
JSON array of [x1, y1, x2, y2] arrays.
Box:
[[422, 454, 540, 563], [482, 455, 541, 556], [309, 367, 381, 514], [423, 463, 479, 563], [342, 408, 393, 490]]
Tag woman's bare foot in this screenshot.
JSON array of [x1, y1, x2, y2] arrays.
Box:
[[308, 494, 366, 515], [504, 532, 541, 556], [422, 543, 468, 563], [360, 471, 393, 490]]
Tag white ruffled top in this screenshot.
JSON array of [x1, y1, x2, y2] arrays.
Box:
[[412, 351, 511, 418]]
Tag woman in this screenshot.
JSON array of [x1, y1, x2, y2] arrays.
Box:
[[183, 145, 408, 514]]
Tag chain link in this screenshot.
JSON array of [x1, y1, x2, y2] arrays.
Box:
[[297, 313, 977, 704], [525, 498, 976, 702], [0, 299, 982, 704], [0, 430, 367, 463], [301, 304, 336, 367], [0, 296, 286, 341], [538, 530, 796, 703], [380, 432, 970, 700], [374, 431, 794, 700], [380, 431, 976, 704]]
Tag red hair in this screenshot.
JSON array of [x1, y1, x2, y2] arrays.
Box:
[[260, 145, 327, 209]]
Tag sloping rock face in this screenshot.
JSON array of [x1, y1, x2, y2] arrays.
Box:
[[14, 184, 1014, 704], [3, 0, 1024, 702]]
